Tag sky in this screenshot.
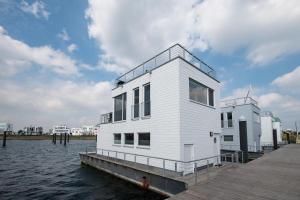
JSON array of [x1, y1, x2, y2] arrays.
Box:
[[0, 0, 299, 131]]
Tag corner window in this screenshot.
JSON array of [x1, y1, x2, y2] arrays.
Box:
[[114, 93, 126, 121], [114, 133, 121, 144], [224, 135, 233, 142], [143, 84, 151, 116], [227, 112, 233, 127], [189, 78, 214, 107], [138, 133, 150, 146], [124, 133, 134, 145]]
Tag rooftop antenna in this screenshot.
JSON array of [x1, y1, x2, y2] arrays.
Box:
[[244, 85, 251, 104]]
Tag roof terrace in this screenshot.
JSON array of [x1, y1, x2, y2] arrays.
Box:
[[220, 97, 258, 107], [115, 44, 217, 87]]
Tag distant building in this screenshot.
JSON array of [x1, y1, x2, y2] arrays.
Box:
[[220, 97, 261, 152], [53, 125, 70, 135], [0, 122, 13, 134], [261, 111, 282, 146], [71, 128, 82, 136], [82, 125, 94, 135], [23, 126, 43, 135]]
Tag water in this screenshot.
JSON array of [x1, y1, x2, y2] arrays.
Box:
[[0, 140, 165, 200]]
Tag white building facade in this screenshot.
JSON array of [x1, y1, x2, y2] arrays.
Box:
[[220, 97, 261, 152], [98, 44, 221, 174], [71, 128, 83, 136]]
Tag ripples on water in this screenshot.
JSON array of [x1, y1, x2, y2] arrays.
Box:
[[0, 140, 165, 200]]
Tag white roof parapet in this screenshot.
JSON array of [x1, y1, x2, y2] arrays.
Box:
[[220, 97, 258, 108]]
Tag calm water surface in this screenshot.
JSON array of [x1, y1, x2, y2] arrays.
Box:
[[0, 140, 165, 200]]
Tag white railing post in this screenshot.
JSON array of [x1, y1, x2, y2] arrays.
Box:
[[194, 162, 198, 183]]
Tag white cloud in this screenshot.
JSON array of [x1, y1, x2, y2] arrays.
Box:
[[272, 66, 300, 95], [58, 29, 70, 41], [20, 0, 49, 19], [67, 43, 77, 53], [86, 0, 300, 73], [0, 79, 112, 130], [0, 26, 79, 76]]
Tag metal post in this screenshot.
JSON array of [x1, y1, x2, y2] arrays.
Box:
[[108, 151, 110, 158], [116, 152, 118, 158], [241, 151, 244, 164], [60, 133, 62, 144], [2, 131, 7, 147], [86, 147, 87, 154], [54, 133, 56, 144], [194, 162, 198, 184], [231, 154, 234, 163], [175, 162, 177, 172]]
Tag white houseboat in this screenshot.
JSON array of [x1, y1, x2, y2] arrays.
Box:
[[261, 111, 282, 147], [53, 124, 70, 135], [220, 97, 261, 152], [98, 44, 221, 174]]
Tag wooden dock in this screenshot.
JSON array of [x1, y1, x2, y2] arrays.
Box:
[[169, 144, 300, 200]]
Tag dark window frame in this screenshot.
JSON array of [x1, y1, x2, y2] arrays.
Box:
[[124, 133, 134, 145], [138, 132, 150, 146], [224, 135, 233, 142], [133, 87, 139, 118], [189, 78, 214, 107], [143, 83, 151, 116], [114, 93, 127, 122], [114, 133, 121, 144]]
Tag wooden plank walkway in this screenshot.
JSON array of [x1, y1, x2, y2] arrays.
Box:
[[169, 144, 300, 200]]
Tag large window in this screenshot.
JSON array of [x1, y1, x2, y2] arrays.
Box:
[[114, 133, 121, 144], [224, 135, 233, 142], [138, 133, 150, 146], [124, 133, 134, 145], [189, 78, 214, 107], [227, 112, 233, 128], [144, 84, 151, 116], [114, 93, 126, 121], [221, 113, 224, 128], [133, 88, 139, 118]]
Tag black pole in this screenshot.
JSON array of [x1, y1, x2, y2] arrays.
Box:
[[64, 133, 66, 146], [60, 133, 62, 144], [2, 131, 7, 147], [54, 133, 56, 144], [67, 134, 69, 143], [52, 133, 54, 144]]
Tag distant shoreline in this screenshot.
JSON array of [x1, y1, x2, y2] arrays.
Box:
[[0, 135, 96, 140]]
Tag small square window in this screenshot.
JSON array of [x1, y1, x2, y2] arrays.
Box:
[[138, 133, 150, 146], [124, 133, 134, 145], [114, 133, 121, 144]]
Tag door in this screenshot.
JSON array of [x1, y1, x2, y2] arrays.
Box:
[[184, 144, 194, 175]]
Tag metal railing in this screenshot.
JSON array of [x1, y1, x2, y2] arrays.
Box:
[[85, 146, 241, 184], [221, 144, 261, 152], [100, 112, 112, 124], [220, 97, 258, 107], [114, 44, 216, 87]]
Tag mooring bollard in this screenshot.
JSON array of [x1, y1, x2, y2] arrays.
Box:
[[54, 133, 57, 144], [64, 133, 66, 146], [60, 134, 62, 144], [2, 131, 7, 147]]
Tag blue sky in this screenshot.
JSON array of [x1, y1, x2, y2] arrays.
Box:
[[0, 0, 299, 130]]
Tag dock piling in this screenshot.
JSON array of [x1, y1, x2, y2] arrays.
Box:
[[64, 133, 66, 146], [54, 133, 57, 144], [2, 131, 7, 147], [60, 134, 62, 144]]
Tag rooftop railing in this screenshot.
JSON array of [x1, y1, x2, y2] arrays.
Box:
[[220, 97, 258, 107], [115, 44, 216, 87]]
